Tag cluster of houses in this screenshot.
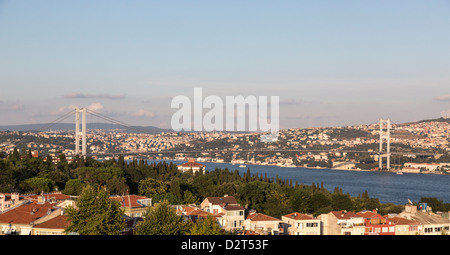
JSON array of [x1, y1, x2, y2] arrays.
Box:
[[1, 191, 449, 235], [178, 195, 450, 235]]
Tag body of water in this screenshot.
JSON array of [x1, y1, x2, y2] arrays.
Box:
[[147, 160, 450, 205]]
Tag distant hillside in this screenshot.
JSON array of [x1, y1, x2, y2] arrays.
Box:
[[417, 117, 450, 124], [0, 123, 171, 134]]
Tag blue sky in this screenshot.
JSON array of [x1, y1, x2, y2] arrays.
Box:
[[1, 0, 450, 129]]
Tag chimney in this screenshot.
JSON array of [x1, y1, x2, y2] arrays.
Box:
[[11, 193, 19, 202], [38, 194, 45, 204]]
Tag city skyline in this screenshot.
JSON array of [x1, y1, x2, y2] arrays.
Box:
[[1, 1, 450, 129]]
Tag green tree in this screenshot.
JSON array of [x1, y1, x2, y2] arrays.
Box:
[[19, 177, 55, 193], [237, 182, 269, 211], [138, 177, 168, 197], [64, 179, 84, 196], [289, 189, 312, 213], [65, 185, 125, 235], [134, 200, 191, 235], [183, 190, 199, 204], [263, 189, 292, 218], [331, 193, 353, 211], [310, 192, 332, 213], [75, 166, 128, 194], [188, 215, 225, 235]]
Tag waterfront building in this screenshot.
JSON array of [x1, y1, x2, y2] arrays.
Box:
[[178, 159, 206, 174]]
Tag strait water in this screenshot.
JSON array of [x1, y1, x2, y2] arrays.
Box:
[[147, 160, 450, 205]]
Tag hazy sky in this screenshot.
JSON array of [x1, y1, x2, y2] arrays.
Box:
[[1, 0, 450, 129]]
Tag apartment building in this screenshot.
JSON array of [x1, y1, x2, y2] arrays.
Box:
[[318, 210, 364, 235], [398, 204, 450, 235], [357, 210, 395, 235], [244, 211, 283, 235], [200, 195, 245, 231], [282, 212, 321, 235]]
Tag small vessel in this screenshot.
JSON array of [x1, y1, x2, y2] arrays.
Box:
[[396, 171, 403, 175], [239, 165, 246, 168]]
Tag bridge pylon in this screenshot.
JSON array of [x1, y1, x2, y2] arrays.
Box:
[[75, 108, 87, 156], [379, 119, 391, 171]]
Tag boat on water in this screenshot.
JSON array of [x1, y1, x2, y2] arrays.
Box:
[[396, 171, 403, 175], [239, 165, 246, 168]]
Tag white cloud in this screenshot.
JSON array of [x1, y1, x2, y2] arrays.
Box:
[[435, 94, 450, 101], [86, 102, 104, 112], [132, 109, 156, 118], [64, 92, 125, 100]]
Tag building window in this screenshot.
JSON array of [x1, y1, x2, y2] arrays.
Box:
[[306, 222, 318, 227]]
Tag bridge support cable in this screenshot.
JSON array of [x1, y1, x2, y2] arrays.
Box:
[[85, 109, 152, 134], [37, 109, 76, 132]]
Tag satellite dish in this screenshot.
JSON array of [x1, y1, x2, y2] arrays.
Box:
[[408, 199, 413, 205]]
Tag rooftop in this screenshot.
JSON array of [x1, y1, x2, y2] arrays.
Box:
[[0, 201, 56, 225], [33, 215, 70, 230], [283, 212, 313, 220]]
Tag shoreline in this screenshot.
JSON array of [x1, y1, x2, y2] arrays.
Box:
[[137, 158, 448, 176]]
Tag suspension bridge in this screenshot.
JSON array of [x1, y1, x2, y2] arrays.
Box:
[[36, 108, 437, 171]]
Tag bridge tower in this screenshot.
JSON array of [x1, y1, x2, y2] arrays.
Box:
[[379, 119, 391, 171], [75, 108, 87, 156]]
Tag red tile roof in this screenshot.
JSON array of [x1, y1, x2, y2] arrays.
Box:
[[205, 196, 239, 205], [179, 207, 211, 217], [109, 195, 149, 208], [283, 212, 313, 220], [0, 201, 56, 225], [179, 160, 206, 168], [33, 215, 70, 229], [223, 204, 245, 211], [331, 210, 361, 220], [357, 211, 379, 219], [388, 216, 420, 225], [246, 212, 280, 222], [25, 193, 71, 202]]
